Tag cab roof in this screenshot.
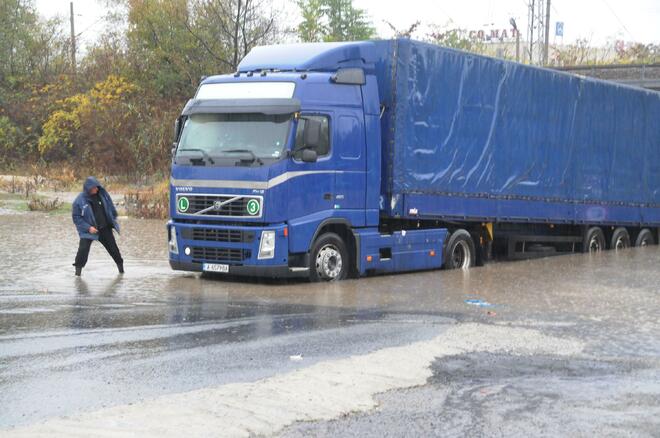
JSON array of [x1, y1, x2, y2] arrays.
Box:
[[237, 40, 386, 72]]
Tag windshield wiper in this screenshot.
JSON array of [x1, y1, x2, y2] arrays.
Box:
[[221, 149, 264, 166], [178, 148, 215, 165]]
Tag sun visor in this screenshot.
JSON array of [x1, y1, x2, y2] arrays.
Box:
[[182, 98, 301, 116]]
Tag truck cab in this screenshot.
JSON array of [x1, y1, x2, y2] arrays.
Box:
[[168, 42, 422, 280]]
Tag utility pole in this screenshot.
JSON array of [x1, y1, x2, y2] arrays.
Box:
[[70, 1, 76, 76], [543, 0, 551, 65], [527, 0, 550, 65]]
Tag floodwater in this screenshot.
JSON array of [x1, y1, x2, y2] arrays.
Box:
[[1, 213, 659, 436]]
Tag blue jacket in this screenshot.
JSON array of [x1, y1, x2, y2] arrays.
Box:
[[72, 176, 120, 240]]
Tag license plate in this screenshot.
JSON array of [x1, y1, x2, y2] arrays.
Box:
[[202, 263, 229, 273]]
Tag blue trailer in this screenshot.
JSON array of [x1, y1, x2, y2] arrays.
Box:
[[167, 39, 660, 280]]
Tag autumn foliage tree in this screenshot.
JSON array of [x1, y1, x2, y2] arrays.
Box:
[[38, 75, 139, 171]]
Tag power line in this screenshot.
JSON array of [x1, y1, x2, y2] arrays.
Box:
[[600, 0, 635, 41], [76, 16, 105, 38]]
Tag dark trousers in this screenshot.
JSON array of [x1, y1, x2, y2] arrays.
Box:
[[74, 227, 123, 268]]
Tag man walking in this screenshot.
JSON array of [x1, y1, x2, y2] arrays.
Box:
[[72, 176, 124, 276]]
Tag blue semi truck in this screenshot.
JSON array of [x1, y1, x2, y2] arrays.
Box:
[[167, 39, 660, 281]]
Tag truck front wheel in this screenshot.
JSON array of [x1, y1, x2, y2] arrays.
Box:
[[444, 230, 476, 270], [310, 233, 349, 282]]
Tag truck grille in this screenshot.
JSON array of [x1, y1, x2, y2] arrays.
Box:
[[191, 247, 251, 263], [177, 194, 261, 217], [182, 228, 255, 243]]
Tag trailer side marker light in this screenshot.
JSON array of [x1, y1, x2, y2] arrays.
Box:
[[283, 227, 288, 237], [429, 250, 436, 257], [366, 255, 373, 262]]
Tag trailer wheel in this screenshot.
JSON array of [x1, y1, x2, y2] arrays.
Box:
[[634, 228, 655, 247], [309, 233, 348, 282], [610, 227, 630, 250], [444, 230, 476, 270], [583, 227, 605, 253]]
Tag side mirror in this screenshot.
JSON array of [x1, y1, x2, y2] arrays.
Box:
[[302, 118, 322, 149], [301, 149, 318, 163]]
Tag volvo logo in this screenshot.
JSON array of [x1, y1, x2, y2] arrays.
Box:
[[213, 200, 223, 210]]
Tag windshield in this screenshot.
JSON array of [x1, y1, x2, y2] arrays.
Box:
[[175, 113, 291, 165]]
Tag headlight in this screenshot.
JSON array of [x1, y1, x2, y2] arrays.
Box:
[[168, 226, 179, 254], [258, 230, 276, 259]]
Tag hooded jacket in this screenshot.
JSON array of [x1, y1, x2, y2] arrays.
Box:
[[72, 176, 120, 240]]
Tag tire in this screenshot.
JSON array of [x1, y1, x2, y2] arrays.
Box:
[[309, 232, 349, 282], [610, 227, 630, 250], [583, 227, 605, 253], [444, 229, 476, 270], [634, 228, 655, 247]]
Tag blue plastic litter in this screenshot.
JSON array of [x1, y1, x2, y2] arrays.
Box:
[[465, 299, 494, 307]]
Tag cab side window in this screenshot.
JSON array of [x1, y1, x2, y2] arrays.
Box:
[[294, 115, 330, 158]]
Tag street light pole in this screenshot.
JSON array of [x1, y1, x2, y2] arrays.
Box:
[[510, 18, 520, 63]]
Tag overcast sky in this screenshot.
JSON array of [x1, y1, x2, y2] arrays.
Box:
[[36, 0, 660, 52]]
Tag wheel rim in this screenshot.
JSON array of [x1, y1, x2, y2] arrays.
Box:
[[315, 244, 343, 280], [639, 238, 649, 247], [588, 236, 602, 252], [451, 240, 471, 269], [614, 236, 627, 250]]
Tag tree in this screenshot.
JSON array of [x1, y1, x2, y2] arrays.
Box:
[[549, 38, 607, 66], [385, 20, 420, 39], [38, 75, 140, 171], [0, 0, 69, 86], [0, 0, 70, 165], [118, 0, 281, 97], [614, 41, 660, 64], [297, 0, 376, 43], [297, 0, 324, 43], [190, 0, 279, 71], [427, 24, 485, 54], [124, 0, 201, 97]]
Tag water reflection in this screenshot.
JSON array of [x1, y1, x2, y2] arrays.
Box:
[[1, 213, 660, 339]]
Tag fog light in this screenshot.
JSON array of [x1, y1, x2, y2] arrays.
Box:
[[168, 226, 179, 254], [258, 230, 276, 259], [184, 246, 191, 256]]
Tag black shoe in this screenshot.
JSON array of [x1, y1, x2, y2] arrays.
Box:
[[75, 266, 82, 276], [118, 263, 124, 274]]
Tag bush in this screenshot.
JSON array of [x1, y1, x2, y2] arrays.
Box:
[[0, 115, 21, 166], [27, 196, 62, 212], [38, 75, 139, 171], [123, 180, 169, 219]]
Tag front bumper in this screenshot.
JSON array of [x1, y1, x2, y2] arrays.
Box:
[[169, 260, 308, 278], [168, 221, 306, 278]]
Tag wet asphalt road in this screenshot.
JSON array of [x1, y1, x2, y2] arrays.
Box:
[[0, 212, 659, 436]]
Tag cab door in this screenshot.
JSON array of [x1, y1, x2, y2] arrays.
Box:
[[287, 113, 335, 219]]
